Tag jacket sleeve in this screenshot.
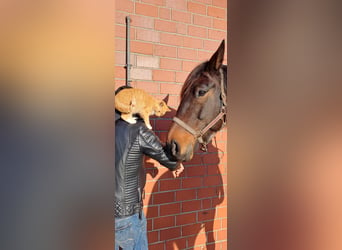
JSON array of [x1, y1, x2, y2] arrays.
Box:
[[139, 125, 178, 171]]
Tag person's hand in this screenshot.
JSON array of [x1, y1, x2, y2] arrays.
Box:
[[172, 162, 184, 178]]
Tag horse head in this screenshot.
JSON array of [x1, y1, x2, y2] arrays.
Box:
[[166, 40, 227, 162]]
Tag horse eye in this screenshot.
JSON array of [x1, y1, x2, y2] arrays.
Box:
[[198, 90, 207, 97]]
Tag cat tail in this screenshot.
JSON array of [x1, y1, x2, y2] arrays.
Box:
[[115, 97, 136, 113]]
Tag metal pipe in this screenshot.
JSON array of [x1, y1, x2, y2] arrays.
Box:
[[125, 16, 132, 86]]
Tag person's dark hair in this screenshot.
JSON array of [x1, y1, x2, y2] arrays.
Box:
[[115, 85, 132, 95]]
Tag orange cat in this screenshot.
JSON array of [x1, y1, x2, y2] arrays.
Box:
[[115, 88, 170, 129]]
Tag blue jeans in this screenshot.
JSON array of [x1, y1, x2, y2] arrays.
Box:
[[115, 212, 148, 250]]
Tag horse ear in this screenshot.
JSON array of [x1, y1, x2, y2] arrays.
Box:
[[207, 40, 225, 71]]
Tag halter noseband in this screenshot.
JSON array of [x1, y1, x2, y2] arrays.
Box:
[[173, 68, 227, 152]]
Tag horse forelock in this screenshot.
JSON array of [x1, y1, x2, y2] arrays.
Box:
[[180, 62, 226, 101]]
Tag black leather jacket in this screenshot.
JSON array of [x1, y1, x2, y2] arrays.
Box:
[[115, 118, 178, 218]]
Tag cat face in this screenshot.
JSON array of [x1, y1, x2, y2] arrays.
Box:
[[154, 101, 171, 116]]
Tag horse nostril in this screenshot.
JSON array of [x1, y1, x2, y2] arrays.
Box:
[[171, 140, 179, 156]]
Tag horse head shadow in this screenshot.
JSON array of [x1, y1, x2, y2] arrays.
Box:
[[145, 104, 226, 249]]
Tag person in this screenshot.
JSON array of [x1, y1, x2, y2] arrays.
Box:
[[114, 86, 184, 250]]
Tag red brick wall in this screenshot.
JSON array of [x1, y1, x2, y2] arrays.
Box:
[[115, 0, 227, 249]]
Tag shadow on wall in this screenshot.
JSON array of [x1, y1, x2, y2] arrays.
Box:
[[145, 107, 226, 250]]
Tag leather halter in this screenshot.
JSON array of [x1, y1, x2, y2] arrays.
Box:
[[173, 68, 227, 151]]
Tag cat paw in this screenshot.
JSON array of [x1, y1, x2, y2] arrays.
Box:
[[126, 117, 137, 124], [146, 124, 153, 129]]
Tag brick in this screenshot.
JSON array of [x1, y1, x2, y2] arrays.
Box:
[[182, 176, 203, 188], [198, 208, 216, 222], [216, 228, 228, 240], [185, 165, 207, 177], [175, 189, 197, 201], [222, 217, 227, 228], [135, 3, 159, 17], [198, 50, 214, 61], [149, 242, 164, 250], [131, 68, 152, 80], [155, 19, 177, 33], [115, 24, 135, 39], [135, 81, 160, 93], [207, 6, 226, 19], [153, 191, 175, 204], [183, 36, 203, 49], [203, 39, 221, 51], [165, 238, 187, 250], [131, 15, 154, 29], [146, 205, 159, 219], [160, 202, 181, 216], [142, 0, 164, 5], [147, 218, 153, 230], [114, 80, 125, 89], [212, 218, 222, 230], [208, 29, 227, 40], [115, 51, 125, 65], [176, 71, 190, 83], [131, 41, 153, 54], [136, 55, 159, 68], [187, 2, 207, 15], [213, 0, 227, 8], [178, 47, 197, 60], [167, 95, 181, 108], [159, 178, 181, 191], [154, 119, 173, 131], [153, 215, 175, 229], [160, 58, 182, 70], [116, 0, 134, 12], [176, 212, 197, 226], [165, 0, 187, 10], [207, 164, 222, 175], [171, 10, 191, 23], [194, 232, 207, 245], [160, 83, 182, 95], [202, 198, 213, 209], [204, 174, 223, 186], [154, 44, 177, 57], [145, 181, 158, 194], [115, 66, 125, 79], [115, 38, 126, 51], [203, 153, 221, 164], [196, 0, 212, 3], [182, 223, 201, 236], [182, 60, 201, 72], [197, 187, 216, 199], [148, 230, 159, 243], [160, 33, 183, 47], [213, 18, 227, 30], [216, 206, 227, 218], [160, 227, 181, 240], [188, 25, 207, 38], [159, 7, 171, 19], [115, 11, 126, 24], [176, 23, 187, 34], [153, 70, 175, 82], [182, 200, 201, 212], [193, 14, 212, 28]]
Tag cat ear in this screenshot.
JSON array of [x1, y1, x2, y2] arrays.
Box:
[[162, 94, 169, 105]]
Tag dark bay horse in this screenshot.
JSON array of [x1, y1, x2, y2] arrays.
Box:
[[166, 40, 227, 162]]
